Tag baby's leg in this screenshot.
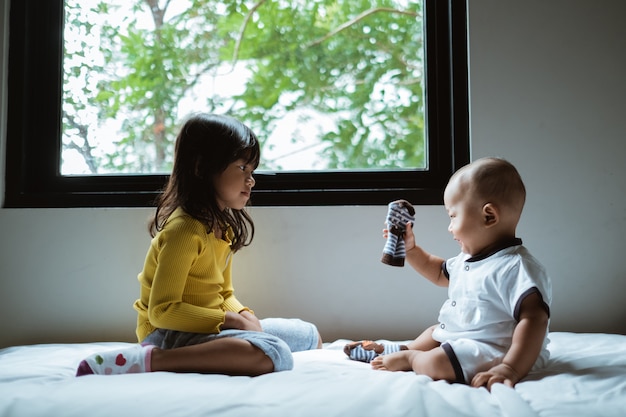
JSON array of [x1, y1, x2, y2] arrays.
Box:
[[406, 324, 441, 351], [372, 347, 457, 382], [409, 346, 457, 381]]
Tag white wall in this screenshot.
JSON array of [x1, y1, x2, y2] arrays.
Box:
[[1, 0, 625, 348]]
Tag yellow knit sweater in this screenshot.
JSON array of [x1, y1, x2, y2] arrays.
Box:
[[134, 208, 247, 342]]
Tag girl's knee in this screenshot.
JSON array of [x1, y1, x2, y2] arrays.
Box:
[[269, 344, 294, 372], [250, 333, 294, 372], [316, 331, 323, 349], [261, 318, 321, 352]]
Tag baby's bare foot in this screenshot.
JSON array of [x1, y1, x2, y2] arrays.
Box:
[[371, 356, 387, 370], [371, 351, 415, 372]]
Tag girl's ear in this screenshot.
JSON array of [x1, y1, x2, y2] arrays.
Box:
[[482, 203, 499, 227]]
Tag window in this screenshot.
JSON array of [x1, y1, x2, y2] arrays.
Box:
[[4, 0, 469, 208]]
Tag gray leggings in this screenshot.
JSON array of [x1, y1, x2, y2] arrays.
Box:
[[142, 318, 319, 372]]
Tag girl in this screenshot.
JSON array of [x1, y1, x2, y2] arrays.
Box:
[[76, 113, 321, 377]]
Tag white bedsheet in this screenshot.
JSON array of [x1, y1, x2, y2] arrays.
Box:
[[0, 332, 624, 417]]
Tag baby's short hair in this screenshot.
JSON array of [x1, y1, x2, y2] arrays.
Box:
[[453, 157, 526, 215]]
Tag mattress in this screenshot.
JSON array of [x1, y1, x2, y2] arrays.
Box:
[[1, 332, 625, 417]]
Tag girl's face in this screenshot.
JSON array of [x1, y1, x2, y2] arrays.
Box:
[[214, 158, 256, 210]]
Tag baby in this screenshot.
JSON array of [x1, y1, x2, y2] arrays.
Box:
[[346, 157, 551, 390]]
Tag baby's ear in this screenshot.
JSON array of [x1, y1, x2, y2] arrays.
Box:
[[482, 203, 499, 226]]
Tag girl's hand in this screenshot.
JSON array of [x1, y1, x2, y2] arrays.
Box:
[[222, 311, 262, 332], [239, 310, 263, 332]]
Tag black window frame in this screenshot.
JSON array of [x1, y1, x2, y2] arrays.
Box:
[[4, 0, 469, 208]]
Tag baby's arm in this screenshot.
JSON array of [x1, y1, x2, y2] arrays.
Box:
[[470, 292, 549, 390], [402, 222, 448, 287]]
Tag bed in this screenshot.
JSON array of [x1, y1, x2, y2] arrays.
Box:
[[1, 332, 625, 417]]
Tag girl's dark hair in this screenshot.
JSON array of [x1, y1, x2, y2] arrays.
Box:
[[150, 113, 261, 252]]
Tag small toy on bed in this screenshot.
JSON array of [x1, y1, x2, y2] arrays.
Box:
[[344, 340, 408, 362], [381, 199, 415, 267]]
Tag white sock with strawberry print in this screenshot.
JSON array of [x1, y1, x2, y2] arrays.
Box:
[[76, 344, 155, 376]]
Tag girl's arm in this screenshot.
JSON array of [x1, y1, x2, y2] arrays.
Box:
[[470, 292, 549, 390]]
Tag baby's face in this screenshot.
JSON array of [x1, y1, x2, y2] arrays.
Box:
[[443, 181, 489, 256]]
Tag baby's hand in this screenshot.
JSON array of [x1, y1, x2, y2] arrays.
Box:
[[384, 221, 416, 249], [403, 221, 416, 252], [471, 363, 521, 391]]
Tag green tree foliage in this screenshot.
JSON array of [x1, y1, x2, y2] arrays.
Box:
[[62, 0, 425, 174]]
